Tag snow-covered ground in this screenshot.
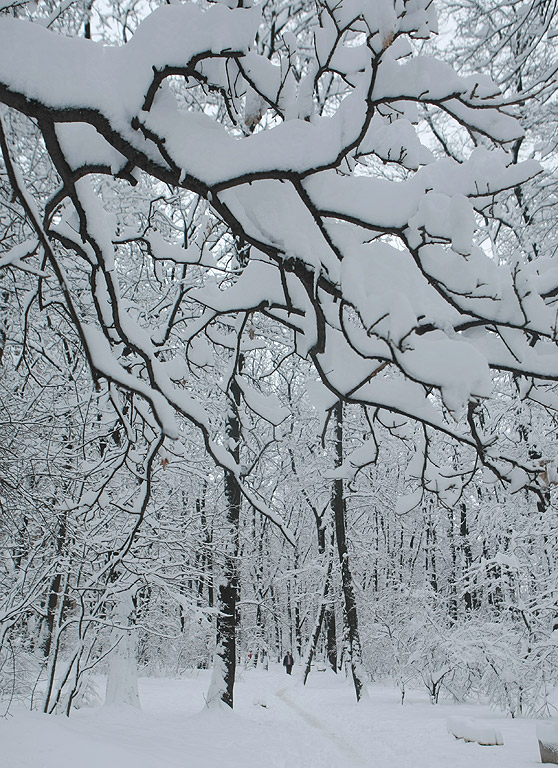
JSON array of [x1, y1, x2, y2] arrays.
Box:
[[1, 666, 542, 767]]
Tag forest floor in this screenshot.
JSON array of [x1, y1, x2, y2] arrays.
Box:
[[1, 665, 543, 767]]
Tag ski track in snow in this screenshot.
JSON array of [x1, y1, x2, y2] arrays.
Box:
[[275, 683, 368, 767]]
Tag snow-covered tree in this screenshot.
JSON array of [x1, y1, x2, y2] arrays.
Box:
[[0, 0, 557, 709]]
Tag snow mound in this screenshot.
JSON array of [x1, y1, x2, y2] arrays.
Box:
[[446, 715, 503, 746], [537, 722, 558, 745]]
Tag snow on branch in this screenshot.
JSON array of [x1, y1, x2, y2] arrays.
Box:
[[0, 0, 553, 499]]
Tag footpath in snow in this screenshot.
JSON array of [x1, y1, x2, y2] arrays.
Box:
[[0, 666, 542, 768]]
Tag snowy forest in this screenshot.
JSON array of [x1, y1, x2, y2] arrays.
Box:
[[0, 0, 557, 758]]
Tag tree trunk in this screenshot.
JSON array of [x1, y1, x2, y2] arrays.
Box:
[[332, 401, 366, 701], [326, 604, 337, 672], [304, 507, 337, 683], [426, 514, 438, 593], [303, 556, 334, 684], [207, 370, 242, 709], [447, 508, 458, 623], [459, 503, 475, 611], [104, 590, 140, 708], [41, 512, 68, 659]]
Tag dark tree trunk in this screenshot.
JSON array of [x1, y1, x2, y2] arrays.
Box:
[[304, 489, 338, 683], [326, 604, 337, 672], [332, 401, 366, 701], [319, 522, 338, 673], [41, 513, 68, 659], [447, 508, 458, 623], [196, 484, 214, 608], [294, 600, 302, 657], [425, 508, 438, 594], [208, 370, 242, 708], [303, 556, 334, 685], [42, 568, 70, 713], [460, 503, 475, 611]]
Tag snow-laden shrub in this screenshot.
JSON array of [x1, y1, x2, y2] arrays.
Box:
[[0, 643, 43, 714], [458, 621, 558, 718], [136, 607, 214, 676], [362, 586, 558, 715]]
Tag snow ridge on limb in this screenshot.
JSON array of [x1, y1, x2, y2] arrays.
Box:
[[0, 0, 552, 497]]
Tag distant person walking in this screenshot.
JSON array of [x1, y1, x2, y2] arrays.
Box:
[[283, 651, 294, 675]]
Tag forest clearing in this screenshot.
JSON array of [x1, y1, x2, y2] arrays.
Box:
[[0, 666, 542, 768]]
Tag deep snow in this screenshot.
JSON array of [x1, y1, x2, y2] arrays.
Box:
[[0, 666, 542, 767]]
